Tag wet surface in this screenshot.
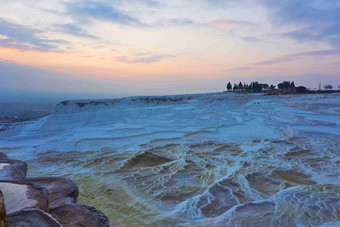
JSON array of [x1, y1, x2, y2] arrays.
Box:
[[0, 93, 339, 226]]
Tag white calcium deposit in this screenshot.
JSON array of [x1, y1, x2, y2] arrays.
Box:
[[0, 92, 339, 226]]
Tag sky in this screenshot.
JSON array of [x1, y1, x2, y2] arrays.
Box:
[[0, 0, 340, 101]]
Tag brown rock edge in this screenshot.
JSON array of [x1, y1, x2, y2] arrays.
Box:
[[0, 152, 110, 226]]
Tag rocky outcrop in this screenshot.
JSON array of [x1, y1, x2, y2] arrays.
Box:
[[50, 204, 110, 227], [0, 152, 109, 226], [0, 159, 28, 180], [23, 177, 79, 209], [0, 190, 8, 227], [8, 209, 61, 227], [0, 180, 48, 214]]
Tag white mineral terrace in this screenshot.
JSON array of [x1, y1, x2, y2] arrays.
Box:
[[0, 92, 339, 226]]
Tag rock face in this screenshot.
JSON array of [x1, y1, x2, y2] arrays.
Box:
[[0, 190, 8, 227], [0, 181, 48, 214], [0, 159, 27, 180], [50, 204, 110, 227], [0, 153, 109, 226], [8, 209, 61, 227], [23, 177, 79, 209], [0, 153, 7, 160]]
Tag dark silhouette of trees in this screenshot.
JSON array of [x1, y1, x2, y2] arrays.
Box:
[[225, 80, 310, 93], [324, 84, 333, 90], [296, 86, 307, 93], [251, 81, 262, 92], [224, 80, 340, 94], [226, 82, 232, 91], [233, 83, 238, 91], [278, 81, 295, 90], [238, 82, 243, 90]]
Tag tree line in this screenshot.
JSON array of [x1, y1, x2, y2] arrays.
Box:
[[226, 81, 338, 92], [226, 81, 279, 92]]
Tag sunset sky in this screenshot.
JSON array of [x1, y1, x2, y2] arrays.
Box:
[[1, 0, 340, 99]]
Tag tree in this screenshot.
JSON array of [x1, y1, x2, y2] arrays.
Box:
[[226, 82, 232, 91], [270, 84, 275, 90], [246, 83, 253, 91], [251, 81, 262, 92], [238, 82, 244, 90], [244, 83, 250, 91], [296, 86, 307, 93], [324, 84, 333, 90], [278, 81, 292, 90], [233, 83, 238, 91], [262, 84, 269, 90], [290, 81, 295, 88]]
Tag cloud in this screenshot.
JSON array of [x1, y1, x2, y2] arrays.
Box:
[[155, 18, 197, 27], [0, 57, 14, 64], [208, 19, 256, 29], [66, 1, 145, 26], [0, 19, 67, 51], [243, 36, 261, 42], [224, 66, 252, 72], [226, 48, 340, 72], [114, 52, 175, 63], [265, 0, 340, 47], [54, 23, 98, 39], [255, 49, 340, 65]]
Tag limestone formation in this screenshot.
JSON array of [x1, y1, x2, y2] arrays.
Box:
[[23, 177, 79, 209], [0, 190, 8, 227], [190, 184, 340, 227], [0, 153, 7, 160], [0, 159, 27, 180], [8, 209, 61, 227], [0, 181, 48, 215], [0, 155, 109, 226], [50, 203, 110, 227]]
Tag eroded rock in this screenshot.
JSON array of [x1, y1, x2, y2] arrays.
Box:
[[50, 203, 110, 227], [8, 209, 61, 227], [119, 151, 173, 170], [24, 177, 78, 209], [245, 172, 287, 196], [272, 184, 340, 226], [0, 153, 7, 160], [0, 181, 48, 215], [190, 184, 340, 227], [269, 169, 317, 186], [200, 184, 239, 217], [0, 190, 8, 227], [0, 159, 27, 180], [192, 200, 276, 227]]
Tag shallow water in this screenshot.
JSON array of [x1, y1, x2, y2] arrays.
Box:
[[0, 93, 339, 226]]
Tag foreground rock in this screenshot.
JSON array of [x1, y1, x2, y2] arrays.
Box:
[[50, 203, 110, 227], [0, 181, 48, 215], [0, 190, 8, 227], [0, 153, 7, 160], [8, 209, 61, 227], [0, 159, 27, 180], [23, 177, 79, 209], [0, 154, 109, 226]]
